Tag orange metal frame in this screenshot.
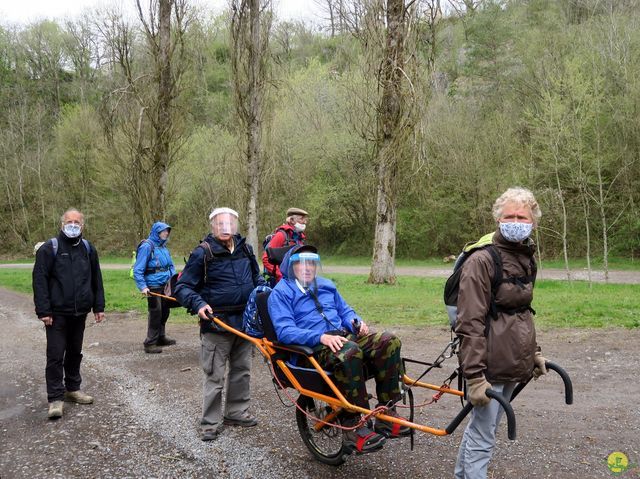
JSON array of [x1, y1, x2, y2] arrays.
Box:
[[208, 315, 466, 437]]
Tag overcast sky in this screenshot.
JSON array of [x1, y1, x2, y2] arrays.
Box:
[[0, 0, 324, 25]]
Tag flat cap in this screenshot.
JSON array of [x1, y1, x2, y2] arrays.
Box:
[[287, 207, 309, 216]]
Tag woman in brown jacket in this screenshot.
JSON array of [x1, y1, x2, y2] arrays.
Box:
[[454, 187, 549, 479]]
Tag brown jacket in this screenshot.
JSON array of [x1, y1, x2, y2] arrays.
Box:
[[455, 230, 539, 383]]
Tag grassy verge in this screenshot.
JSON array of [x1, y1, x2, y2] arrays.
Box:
[[4, 254, 640, 271], [2, 269, 638, 329]]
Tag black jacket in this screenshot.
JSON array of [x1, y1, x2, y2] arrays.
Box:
[[32, 232, 105, 317], [175, 234, 264, 334]]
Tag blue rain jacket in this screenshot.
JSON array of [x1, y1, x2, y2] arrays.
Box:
[[267, 247, 360, 347], [133, 221, 175, 290]]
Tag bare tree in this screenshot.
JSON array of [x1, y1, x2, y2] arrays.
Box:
[[98, 0, 191, 235], [230, 0, 272, 251]]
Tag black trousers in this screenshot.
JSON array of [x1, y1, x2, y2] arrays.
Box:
[[144, 286, 171, 346], [45, 314, 87, 402]]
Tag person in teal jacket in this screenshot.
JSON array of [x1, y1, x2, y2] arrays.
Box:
[[267, 245, 411, 454], [133, 221, 176, 354]]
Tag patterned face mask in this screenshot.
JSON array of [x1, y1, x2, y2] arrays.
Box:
[[499, 222, 533, 243], [62, 223, 82, 238], [294, 223, 306, 233]]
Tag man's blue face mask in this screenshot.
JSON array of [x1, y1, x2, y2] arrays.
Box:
[[62, 223, 82, 238]]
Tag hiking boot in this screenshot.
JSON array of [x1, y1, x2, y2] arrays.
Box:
[[201, 429, 219, 442], [342, 423, 386, 453], [47, 400, 64, 419], [144, 344, 162, 354], [223, 412, 258, 427], [157, 336, 177, 346], [374, 407, 411, 438], [64, 390, 94, 404]]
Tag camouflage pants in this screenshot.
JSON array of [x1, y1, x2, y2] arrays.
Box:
[[312, 331, 403, 409]]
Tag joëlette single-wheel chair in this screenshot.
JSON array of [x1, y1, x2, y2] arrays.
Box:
[[200, 291, 573, 466]]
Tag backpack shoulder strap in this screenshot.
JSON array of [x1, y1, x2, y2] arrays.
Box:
[[198, 241, 214, 283], [243, 243, 260, 284], [199, 241, 214, 262], [139, 239, 155, 256], [276, 227, 292, 244], [50, 237, 92, 259], [485, 245, 503, 291]]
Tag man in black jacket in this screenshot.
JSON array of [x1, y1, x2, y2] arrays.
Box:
[[175, 207, 265, 442], [32, 208, 105, 419]]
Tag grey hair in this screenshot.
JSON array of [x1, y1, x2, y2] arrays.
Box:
[[492, 187, 542, 224], [60, 208, 84, 224]]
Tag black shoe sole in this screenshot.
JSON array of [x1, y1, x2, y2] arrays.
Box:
[[223, 418, 258, 427]]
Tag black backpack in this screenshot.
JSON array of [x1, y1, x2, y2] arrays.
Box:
[[444, 233, 536, 335], [262, 227, 295, 266]]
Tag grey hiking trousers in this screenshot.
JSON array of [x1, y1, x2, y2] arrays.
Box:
[[454, 382, 518, 479], [200, 332, 252, 432]]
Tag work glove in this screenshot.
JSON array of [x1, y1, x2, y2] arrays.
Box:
[[466, 376, 492, 407], [533, 351, 547, 379]]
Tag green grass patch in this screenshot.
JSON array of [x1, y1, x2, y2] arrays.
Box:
[[324, 273, 640, 329], [0, 268, 194, 323], [4, 254, 640, 271], [1, 269, 638, 329]]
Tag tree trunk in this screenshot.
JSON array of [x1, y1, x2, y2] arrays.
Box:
[[155, 0, 172, 221], [245, 0, 263, 251], [368, 0, 406, 285], [554, 152, 571, 281], [596, 158, 609, 282], [231, 0, 271, 252], [580, 180, 592, 285]]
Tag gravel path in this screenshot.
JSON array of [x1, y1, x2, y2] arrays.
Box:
[[1, 287, 638, 478]]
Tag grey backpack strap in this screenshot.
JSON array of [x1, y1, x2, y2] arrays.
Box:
[[51, 237, 91, 257]]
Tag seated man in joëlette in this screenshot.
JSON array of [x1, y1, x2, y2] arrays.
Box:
[[267, 245, 410, 454]]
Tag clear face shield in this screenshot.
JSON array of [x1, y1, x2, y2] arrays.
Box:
[[211, 213, 238, 238], [289, 252, 322, 289]]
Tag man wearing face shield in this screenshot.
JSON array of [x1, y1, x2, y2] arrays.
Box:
[[261, 207, 308, 286], [268, 245, 410, 454], [175, 207, 265, 442], [32, 208, 105, 419]]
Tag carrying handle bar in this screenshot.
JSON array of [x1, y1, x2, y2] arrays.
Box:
[[545, 361, 573, 405], [510, 361, 573, 405], [445, 389, 516, 440]]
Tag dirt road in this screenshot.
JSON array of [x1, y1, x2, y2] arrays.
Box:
[[1, 287, 638, 478]]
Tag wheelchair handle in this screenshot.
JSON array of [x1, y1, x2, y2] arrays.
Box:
[[445, 389, 516, 440], [545, 361, 573, 405], [510, 361, 573, 405]]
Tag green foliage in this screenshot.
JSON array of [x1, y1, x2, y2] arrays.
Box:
[[1, 2, 640, 265]]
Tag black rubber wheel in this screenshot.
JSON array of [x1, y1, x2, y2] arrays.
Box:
[[295, 394, 348, 466]]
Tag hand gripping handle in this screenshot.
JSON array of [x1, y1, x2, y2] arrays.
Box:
[[445, 389, 516, 440]]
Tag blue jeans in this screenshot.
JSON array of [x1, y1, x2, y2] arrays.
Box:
[[454, 382, 518, 479]]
